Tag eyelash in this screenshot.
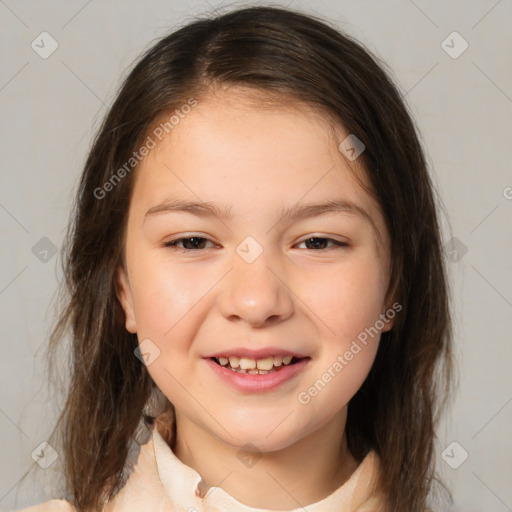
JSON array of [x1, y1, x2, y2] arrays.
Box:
[[162, 236, 350, 252]]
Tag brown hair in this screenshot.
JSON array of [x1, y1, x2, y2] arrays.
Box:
[[21, 5, 456, 511]]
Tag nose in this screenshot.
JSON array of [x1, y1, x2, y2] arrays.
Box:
[[217, 249, 294, 327]]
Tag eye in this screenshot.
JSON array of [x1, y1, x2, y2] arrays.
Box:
[[163, 235, 350, 253], [295, 237, 350, 250], [163, 236, 216, 252]]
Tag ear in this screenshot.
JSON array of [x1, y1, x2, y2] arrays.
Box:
[[380, 302, 397, 333], [116, 265, 137, 333], [381, 315, 394, 333]]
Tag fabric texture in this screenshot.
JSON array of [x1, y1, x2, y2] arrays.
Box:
[[13, 412, 385, 512]]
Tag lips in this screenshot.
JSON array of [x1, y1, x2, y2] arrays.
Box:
[[205, 356, 310, 392], [204, 346, 310, 382]]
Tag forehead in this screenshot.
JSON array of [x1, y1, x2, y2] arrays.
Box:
[[137, 88, 370, 196]]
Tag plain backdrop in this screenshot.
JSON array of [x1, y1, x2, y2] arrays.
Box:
[[1, 0, 511, 510]]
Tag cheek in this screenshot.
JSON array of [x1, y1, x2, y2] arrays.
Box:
[[128, 260, 209, 396], [326, 346, 379, 413], [301, 252, 387, 340], [129, 255, 210, 338]]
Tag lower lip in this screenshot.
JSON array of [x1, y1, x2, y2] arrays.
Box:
[[205, 357, 310, 393]]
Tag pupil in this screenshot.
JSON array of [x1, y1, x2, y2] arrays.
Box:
[[306, 238, 326, 249], [184, 237, 204, 249]]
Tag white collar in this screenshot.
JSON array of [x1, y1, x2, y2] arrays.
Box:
[[151, 427, 383, 512]]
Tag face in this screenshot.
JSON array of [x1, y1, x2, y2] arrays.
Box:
[[116, 88, 394, 453]]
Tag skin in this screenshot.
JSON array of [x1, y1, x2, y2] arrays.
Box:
[[116, 87, 394, 509]]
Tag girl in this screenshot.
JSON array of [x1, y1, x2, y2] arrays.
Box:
[[16, 5, 455, 512]]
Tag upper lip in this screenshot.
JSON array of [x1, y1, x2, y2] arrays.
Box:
[[206, 347, 309, 359]]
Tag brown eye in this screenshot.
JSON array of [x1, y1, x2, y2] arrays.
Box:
[[163, 237, 215, 251], [296, 237, 350, 250]]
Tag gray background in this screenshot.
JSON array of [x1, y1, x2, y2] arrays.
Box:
[[1, 0, 511, 510]]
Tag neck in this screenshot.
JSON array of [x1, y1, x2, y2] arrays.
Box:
[[172, 407, 360, 509]]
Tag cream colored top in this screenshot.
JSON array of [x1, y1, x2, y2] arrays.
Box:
[[15, 419, 385, 512]]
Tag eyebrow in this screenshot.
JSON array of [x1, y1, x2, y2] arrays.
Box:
[[144, 198, 380, 241]]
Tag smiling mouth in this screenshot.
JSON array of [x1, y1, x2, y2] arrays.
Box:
[[210, 356, 307, 374]]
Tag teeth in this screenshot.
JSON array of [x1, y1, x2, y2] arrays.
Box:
[[239, 357, 256, 370], [256, 357, 274, 370], [217, 355, 297, 372], [273, 356, 283, 367], [228, 356, 240, 368]]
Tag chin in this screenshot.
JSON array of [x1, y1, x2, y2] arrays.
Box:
[[218, 426, 303, 454]]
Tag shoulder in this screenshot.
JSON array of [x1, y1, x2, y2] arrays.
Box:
[[11, 498, 75, 512]]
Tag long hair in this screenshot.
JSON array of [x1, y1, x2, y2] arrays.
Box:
[[23, 5, 456, 511]]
